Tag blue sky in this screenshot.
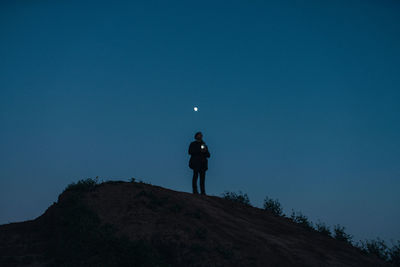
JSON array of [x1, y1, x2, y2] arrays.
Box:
[[1, 0, 399, 242]]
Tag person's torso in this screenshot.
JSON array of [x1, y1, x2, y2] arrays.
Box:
[[190, 141, 207, 160]]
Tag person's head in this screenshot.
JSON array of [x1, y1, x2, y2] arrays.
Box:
[[194, 131, 203, 141]]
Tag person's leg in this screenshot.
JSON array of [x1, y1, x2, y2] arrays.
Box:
[[192, 170, 199, 194], [199, 170, 206, 195]]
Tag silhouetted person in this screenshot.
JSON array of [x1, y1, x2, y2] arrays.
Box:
[[188, 132, 210, 195]]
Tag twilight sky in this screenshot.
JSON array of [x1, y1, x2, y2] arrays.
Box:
[[0, 0, 399, 242]]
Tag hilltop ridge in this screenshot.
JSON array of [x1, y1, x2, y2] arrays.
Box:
[[0, 180, 389, 266]]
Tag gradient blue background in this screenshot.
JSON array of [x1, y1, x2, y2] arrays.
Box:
[[1, 0, 399, 242]]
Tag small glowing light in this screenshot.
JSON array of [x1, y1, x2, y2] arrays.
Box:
[[193, 106, 198, 112]]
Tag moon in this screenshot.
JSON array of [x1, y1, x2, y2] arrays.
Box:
[[193, 106, 198, 112]]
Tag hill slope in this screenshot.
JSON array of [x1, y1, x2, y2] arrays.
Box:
[[0, 181, 389, 266]]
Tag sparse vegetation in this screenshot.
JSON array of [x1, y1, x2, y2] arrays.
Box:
[[60, 179, 400, 266], [27, 179, 400, 266], [315, 221, 331, 237], [333, 224, 352, 244], [354, 239, 400, 265], [259, 198, 399, 265], [64, 177, 99, 193], [263, 197, 283, 216], [64, 179, 400, 266], [389, 241, 400, 265], [103, 180, 125, 185], [290, 210, 313, 229], [222, 191, 251, 206], [358, 238, 388, 261]]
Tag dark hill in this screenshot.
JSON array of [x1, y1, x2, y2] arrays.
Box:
[[0, 181, 390, 266]]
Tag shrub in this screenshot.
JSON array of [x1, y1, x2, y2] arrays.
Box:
[[129, 177, 136, 183], [315, 221, 331, 236], [333, 224, 352, 244], [222, 191, 251, 206], [263, 197, 283, 216], [359, 238, 389, 261], [389, 240, 400, 265], [136, 179, 152, 185], [103, 180, 125, 186], [64, 177, 99, 193], [290, 210, 313, 229]]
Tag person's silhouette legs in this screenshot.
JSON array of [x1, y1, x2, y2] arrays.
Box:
[[199, 170, 206, 195], [192, 170, 199, 194], [192, 170, 206, 195]]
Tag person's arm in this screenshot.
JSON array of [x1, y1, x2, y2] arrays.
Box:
[[205, 148, 210, 158], [201, 144, 210, 158], [189, 143, 193, 155], [189, 142, 199, 155]]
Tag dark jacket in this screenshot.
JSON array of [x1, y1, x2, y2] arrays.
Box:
[[188, 141, 210, 171]]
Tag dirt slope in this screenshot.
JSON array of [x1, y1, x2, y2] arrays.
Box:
[[0, 181, 389, 267]]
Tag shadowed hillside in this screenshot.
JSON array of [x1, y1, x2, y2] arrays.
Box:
[[0, 180, 391, 267]]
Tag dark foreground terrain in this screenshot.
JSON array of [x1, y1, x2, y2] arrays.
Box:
[[0, 181, 390, 266]]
